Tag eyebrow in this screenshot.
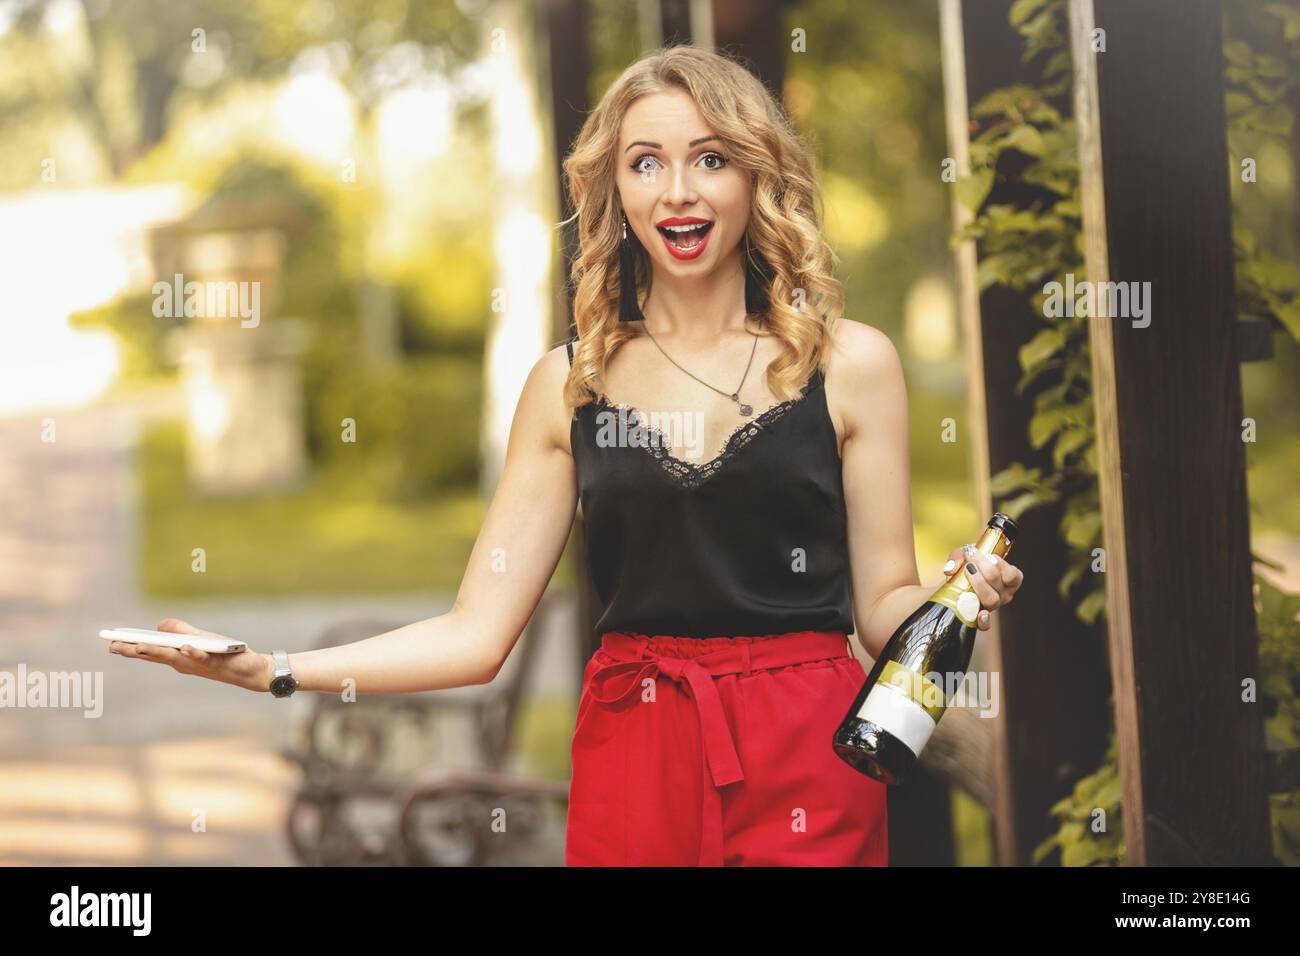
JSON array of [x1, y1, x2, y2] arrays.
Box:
[[623, 135, 722, 154]]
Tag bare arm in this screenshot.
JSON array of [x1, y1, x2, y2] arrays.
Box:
[[112, 345, 580, 695], [833, 321, 1024, 661], [284, 345, 579, 692], [833, 320, 929, 661]]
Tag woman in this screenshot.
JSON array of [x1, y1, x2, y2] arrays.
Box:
[[108, 46, 1024, 866]]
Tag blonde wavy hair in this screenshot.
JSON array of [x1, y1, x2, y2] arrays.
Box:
[[558, 45, 845, 413]]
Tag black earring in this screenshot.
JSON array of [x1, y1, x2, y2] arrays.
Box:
[[618, 215, 644, 323], [743, 236, 771, 317]]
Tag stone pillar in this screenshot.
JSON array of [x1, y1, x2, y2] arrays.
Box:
[[165, 228, 311, 494]]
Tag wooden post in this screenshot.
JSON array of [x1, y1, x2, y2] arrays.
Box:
[[543, 0, 592, 357], [711, 0, 786, 99], [1070, 0, 1272, 864], [657, 0, 695, 47], [542, 0, 603, 675]]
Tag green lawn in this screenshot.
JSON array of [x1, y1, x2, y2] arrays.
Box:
[[138, 421, 577, 597]]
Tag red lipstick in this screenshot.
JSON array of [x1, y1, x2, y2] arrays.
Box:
[[654, 217, 715, 261]]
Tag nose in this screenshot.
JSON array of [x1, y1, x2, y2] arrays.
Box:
[[663, 162, 697, 205]]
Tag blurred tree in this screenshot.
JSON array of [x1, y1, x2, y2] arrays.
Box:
[[0, 0, 483, 188]]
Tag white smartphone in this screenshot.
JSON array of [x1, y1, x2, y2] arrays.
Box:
[[100, 627, 248, 655]]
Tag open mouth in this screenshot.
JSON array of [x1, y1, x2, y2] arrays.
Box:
[[656, 221, 714, 251]]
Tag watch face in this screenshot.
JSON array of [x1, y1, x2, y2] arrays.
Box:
[[270, 675, 296, 697]]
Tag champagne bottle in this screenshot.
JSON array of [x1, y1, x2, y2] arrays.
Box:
[[832, 513, 1017, 785]]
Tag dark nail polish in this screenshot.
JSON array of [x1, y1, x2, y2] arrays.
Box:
[[966, 563, 977, 575]]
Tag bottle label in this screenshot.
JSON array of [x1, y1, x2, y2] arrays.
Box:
[[855, 660, 947, 756]]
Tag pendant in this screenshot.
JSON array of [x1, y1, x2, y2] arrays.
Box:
[[732, 393, 752, 416]]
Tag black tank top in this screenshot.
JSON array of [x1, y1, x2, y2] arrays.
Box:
[[567, 337, 855, 639]]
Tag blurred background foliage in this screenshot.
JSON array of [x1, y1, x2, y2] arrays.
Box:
[[2, 0, 500, 595]]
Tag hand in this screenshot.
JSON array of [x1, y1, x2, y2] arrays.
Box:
[[106, 618, 274, 694], [942, 543, 1025, 631]]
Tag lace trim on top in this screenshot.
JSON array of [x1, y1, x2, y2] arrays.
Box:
[[587, 370, 823, 489]]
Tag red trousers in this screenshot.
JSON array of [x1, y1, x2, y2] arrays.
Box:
[[566, 630, 889, 866]]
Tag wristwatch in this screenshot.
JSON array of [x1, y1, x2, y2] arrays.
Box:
[[269, 649, 298, 698]]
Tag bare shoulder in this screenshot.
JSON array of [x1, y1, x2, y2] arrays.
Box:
[[823, 319, 906, 441], [826, 318, 903, 384]]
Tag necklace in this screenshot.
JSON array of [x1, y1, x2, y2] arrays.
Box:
[[641, 321, 760, 416]]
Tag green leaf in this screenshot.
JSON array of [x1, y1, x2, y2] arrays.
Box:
[[1019, 327, 1066, 374], [1063, 838, 1105, 867], [1002, 123, 1046, 157], [1264, 3, 1300, 41], [1223, 40, 1254, 68], [993, 208, 1048, 232], [1049, 794, 1076, 817], [999, 491, 1042, 520], [955, 168, 995, 214], [1062, 509, 1102, 549], [1059, 561, 1088, 599], [1090, 775, 1122, 810], [1019, 8, 1061, 53], [1009, 0, 1050, 28], [989, 462, 1045, 496], [1031, 835, 1059, 865], [1029, 406, 1069, 448], [1077, 588, 1107, 625], [1053, 198, 1081, 219], [1014, 361, 1057, 397], [1026, 101, 1065, 126], [1053, 428, 1091, 469], [1224, 90, 1254, 120], [971, 85, 1044, 119], [1033, 381, 1072, 407], [1021, 165, 1075, 195], [976, 253, 1013, 291]]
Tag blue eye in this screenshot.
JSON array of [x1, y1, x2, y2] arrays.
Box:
[[630, 152, 729, 174]]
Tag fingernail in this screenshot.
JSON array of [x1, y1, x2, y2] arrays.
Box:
[[966, 563, 978, 575], [943, 559, 957, 574]]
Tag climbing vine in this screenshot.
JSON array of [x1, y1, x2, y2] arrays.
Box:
[[953, 0, 1104, 627], [952, 0, 1300, 865]]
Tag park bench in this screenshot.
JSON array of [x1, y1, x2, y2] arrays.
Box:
[[279, 591, 570, 865]]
